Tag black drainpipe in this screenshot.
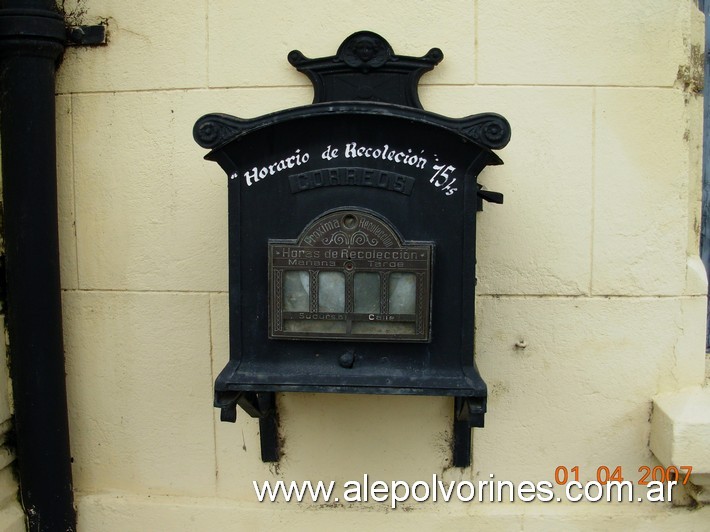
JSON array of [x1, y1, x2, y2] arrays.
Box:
[[0, 1, 75, 531]]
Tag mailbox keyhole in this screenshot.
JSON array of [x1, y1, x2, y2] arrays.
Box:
[[338, 350, 355, 368], [343, 214, 357, 229]]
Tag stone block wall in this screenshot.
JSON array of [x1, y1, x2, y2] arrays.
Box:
[[47, 1, 710, 529]]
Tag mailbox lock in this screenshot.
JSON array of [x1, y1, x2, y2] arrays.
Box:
[[343, 214, 357, 229], [338, 350, 355, 369]]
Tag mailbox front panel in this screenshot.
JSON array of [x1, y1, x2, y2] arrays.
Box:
[[206, 108, 494, 393]]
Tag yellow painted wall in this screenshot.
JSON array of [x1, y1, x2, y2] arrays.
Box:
[[54, 0, 710, 529], [0, 317, 27, 532]]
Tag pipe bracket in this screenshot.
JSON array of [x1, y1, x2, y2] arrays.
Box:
[[66, 24, 106, 46]]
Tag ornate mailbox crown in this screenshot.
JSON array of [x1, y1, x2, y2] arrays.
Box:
[[194, 31, 511, 467]]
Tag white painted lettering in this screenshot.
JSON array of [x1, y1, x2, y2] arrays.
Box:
[[241, 148, 309, 187], [244, 167, 258, 186], [321, 145, 339, 160]]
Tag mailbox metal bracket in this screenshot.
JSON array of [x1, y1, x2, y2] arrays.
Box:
[[216, 389, 484, 466], [454, 397, 486, 467], [216, 391, 280, 462], [197, 31, 511, 468]]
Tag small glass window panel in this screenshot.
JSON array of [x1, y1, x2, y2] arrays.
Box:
[[353, 273, 380, 313], [318, 272, 345, 312], [283, 271, 310, 312], [389, 272, 416, 314]]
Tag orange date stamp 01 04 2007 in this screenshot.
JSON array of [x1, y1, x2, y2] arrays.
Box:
[[553, 465, 693, 486]]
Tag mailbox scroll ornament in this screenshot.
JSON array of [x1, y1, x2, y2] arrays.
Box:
[[194, 31, 511, 467]]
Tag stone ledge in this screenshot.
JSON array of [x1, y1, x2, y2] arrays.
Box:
[[74, 491, 710, 531], [650, 386, 710, 503]]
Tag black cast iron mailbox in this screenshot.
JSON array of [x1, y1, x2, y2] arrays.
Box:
[[194, 31, 511, 467]]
